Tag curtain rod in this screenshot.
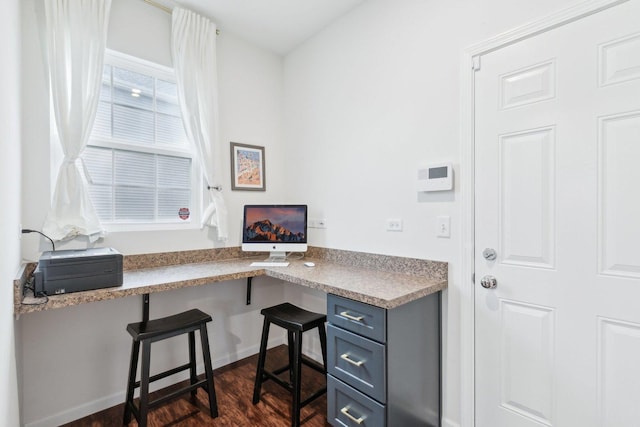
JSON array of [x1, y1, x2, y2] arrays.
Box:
[[143, 0, 221, 35]]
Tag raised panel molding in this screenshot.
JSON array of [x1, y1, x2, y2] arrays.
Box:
[[597, 317, 640, 425], [500, 127, 556, 269], [500, 60, 556, 109], [500, 300, 555, 425], [599, 32, 640, 86], [598, 111, 640, 278]]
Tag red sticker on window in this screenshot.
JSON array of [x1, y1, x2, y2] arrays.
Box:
[[179, 208, 190, 220]]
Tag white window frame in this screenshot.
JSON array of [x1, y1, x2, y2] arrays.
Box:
[[81, 50, 203, 233]]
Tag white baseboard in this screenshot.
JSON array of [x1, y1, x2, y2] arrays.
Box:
[[24, 392, 126, 427], [443, 416, 461, 427], [24, 337, 286, 427]]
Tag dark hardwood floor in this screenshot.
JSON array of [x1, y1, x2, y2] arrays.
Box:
[[62, 345, 330, 427]]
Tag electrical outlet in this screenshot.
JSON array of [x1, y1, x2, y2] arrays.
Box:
[[386, 218, 403, 232], [437, 216, 450, 238], [309, 218, 327, 229]]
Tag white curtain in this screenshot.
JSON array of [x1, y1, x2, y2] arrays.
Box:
[[171, 7, 228, 241], [42, 0, 111, 242]]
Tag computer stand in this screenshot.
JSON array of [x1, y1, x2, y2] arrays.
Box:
[[263, 252, 287, 262]]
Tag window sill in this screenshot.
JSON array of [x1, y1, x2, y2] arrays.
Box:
[[101, 220, 200, 233]]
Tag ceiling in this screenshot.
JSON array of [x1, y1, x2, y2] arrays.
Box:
[[152, 0, 366, 55]]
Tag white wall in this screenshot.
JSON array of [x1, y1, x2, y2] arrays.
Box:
[[1, 0, 23, 425], [283, 1, 577, 426], [19, 0, 288, 425], [16, 0, 586, 425]]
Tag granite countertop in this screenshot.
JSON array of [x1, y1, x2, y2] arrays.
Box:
[[14, 247, 448, 315]]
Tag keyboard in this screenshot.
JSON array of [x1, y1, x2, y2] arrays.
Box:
[[250, 262, 290, 267]]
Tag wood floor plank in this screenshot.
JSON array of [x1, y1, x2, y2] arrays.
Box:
[[62, 346, 330, 427]]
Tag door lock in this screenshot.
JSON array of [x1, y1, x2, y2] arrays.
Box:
[[480, 275, 497, 289], [482, 248, 497, 261]]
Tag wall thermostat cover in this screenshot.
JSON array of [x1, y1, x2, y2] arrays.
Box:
[[417, 163, 453, 192]]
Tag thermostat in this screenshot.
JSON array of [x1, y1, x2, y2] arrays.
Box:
[[417, 163, 453, 192]]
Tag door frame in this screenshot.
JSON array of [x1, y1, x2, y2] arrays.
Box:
[[458, 1, 629, 425]]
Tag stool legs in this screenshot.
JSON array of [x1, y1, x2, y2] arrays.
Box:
[[188, 331, 197, 399], [123, 340, 140, 425], [124, 326, 218, 426], [138, 340, 152, 427], [318, 325, 327, 373], [291, 330, 303, 427], [253, 319, 326, 427], [252, 317, 271, 404], [287, 331, 295, 384], [199, 323, 219, 418]]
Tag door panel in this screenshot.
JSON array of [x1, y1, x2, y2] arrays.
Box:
[[500, 60, 556, 110], [597, 317, 640, 425], [499, 127, 556, 269], [598, 32, 640, 86], [499, 300, 555, 426], [475, 1, 640, 426], [598, 111, 640, 278]]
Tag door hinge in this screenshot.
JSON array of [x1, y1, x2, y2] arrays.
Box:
[[472, 56, 481, 71], [472, 272, 475, 284]]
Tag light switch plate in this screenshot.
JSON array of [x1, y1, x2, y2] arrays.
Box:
[[437, 216, 450, 238]]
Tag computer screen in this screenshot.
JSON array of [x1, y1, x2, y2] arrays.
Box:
[[241, 205, 308, 261]]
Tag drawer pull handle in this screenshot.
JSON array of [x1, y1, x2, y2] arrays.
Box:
[[341, 406, 365, 424], [340, 311, 364, 322], [341, 353, 365, 367]]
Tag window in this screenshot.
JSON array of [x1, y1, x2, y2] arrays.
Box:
[[82, 51, 201, 229]]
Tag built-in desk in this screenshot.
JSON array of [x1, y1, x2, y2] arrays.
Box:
[[14, 247, 447, 426], [14, 247, 447, 315]]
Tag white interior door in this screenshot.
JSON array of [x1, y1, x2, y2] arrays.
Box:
[[474, 1, 640, 426]]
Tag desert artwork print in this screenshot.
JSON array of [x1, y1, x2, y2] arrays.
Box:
[[237, 149, 260, 184], [230, 142, 265, 191]]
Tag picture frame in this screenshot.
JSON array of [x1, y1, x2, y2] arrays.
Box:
[[230, 142, 266, 191]]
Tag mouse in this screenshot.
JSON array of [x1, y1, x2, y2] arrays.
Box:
[[303, 262, 315, 267]]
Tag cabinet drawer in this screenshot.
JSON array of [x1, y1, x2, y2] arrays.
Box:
[[328, 375, 385, 427], [327, 324, 386, 403], [327, 294, 386, 343]]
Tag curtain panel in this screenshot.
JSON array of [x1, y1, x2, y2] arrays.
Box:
[[42, 0, 111, 242], [171, 7, 228, 241]]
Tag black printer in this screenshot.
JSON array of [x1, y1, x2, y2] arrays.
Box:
[[34, 247, 123, 296]]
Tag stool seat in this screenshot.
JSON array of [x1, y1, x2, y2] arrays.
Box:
[[253, 303, 327, 427], [261, 303, 326, 332], [127, 309, 212, 341], [123, 308, 218, 427]]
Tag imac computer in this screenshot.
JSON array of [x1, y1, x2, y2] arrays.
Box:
[[242, 204, 308, 265]]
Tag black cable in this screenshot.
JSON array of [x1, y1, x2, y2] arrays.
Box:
[[20, 231, 53, 306], [21, 275, 49, 305], [22, 229, 55, 251]]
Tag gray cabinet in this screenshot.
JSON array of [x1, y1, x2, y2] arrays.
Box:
[[326, 293, 441, 427]]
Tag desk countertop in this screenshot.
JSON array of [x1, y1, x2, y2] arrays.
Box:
[[15, 247, 448, 315]]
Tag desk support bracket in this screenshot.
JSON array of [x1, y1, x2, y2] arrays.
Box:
[[142, 293, 150, 322], [246, 277, 252, 305]]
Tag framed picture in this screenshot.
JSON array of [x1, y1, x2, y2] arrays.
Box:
[[230, 142, 266, 191]]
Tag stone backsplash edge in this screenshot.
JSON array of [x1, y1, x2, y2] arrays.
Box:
[[124, 246, 447, 281]]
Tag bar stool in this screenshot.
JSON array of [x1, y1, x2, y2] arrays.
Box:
[[123, 309, 218, 427], [252, 302, 327, 427]]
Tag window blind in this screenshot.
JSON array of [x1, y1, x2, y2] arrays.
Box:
[[82, 54, 195, 225]]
